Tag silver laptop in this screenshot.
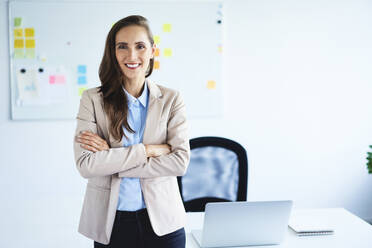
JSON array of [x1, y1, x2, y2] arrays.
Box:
[[191, 201, 293, 248]]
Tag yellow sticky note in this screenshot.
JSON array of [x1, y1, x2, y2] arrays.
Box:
[[25, 49, 35, 59], [163, 23, 172, 32], [207, 80, 216, 90], [14, 17, 22, 27], [154, 60, 160, 69], [78, 87, 87, 96], [14, 48, 24, 59], [14, 39, 24, 48], [14, 28, 23, 38], [154, 35, 160, 45], [25, 28, 35, 37], [154, 48, 160, 57], [163, 48, 172, 57], [25, 39, 35, 48]]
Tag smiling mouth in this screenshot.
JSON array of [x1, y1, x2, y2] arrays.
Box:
[[125, 63, 141, 69]]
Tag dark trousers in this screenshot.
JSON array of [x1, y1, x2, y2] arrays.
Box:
[[94, 208, 185, 248]]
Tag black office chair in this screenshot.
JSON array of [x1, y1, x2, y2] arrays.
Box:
[[177, 136, 248, 212]]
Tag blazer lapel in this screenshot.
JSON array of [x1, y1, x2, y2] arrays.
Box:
[[143, 80, 163, 144]]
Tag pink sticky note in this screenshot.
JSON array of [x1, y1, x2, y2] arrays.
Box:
[[49, 75, 56, 84], [55, 75, 66, 84]]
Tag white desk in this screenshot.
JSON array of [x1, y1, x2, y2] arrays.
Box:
[[185, 208, 372, 248]]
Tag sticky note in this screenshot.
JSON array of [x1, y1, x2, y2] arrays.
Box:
[[154, 35, 160, 45], [163, 48, 172, 57], [218, 45, 223, 53], [49, 75, 56, 84], [55, 75, 66, 84], [25, 49, 35, 59], [207, 80, 216, 89], [78, 87, 86, 96], [78, 76, 87, 85], [154, 60, 160, 69], [25, 28, 35, 37], [163, 23, 172, 32], [154, 48, 160, 57], [14, 49, 24, 59], [14, 17, 22, 27], [14, 39, 24, 48], [25, 39, 35, 48], [77, 65, 87, 74], [14, 28, 23, 38]]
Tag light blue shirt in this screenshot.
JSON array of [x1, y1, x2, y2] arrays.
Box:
[[117, 82, 149, 211]]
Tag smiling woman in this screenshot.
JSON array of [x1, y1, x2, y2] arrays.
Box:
[[73, 15, 190, 248]]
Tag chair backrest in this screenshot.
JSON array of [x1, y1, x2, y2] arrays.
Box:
[[177, 136, 248, 212]]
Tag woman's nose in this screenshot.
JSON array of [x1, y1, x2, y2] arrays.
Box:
[[128, 49, 137, 60]]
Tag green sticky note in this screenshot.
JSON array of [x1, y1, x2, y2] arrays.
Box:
[[14, 48, 24, 59], [154, 35, 160, 45], [78, 87, 86, 96], [25, 48, 35, 59], [14, 17, 22, 27]]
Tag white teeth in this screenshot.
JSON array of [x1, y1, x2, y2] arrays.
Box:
[[126, 63, 139, 68]]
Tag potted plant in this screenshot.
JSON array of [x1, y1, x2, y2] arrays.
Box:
[[367, 146, 372, 173]]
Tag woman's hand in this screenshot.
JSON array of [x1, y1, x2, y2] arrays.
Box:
[[76, 131, 110, 152], [145, 144, 171, 157]]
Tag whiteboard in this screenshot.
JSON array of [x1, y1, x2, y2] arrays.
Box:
[[8, 1, 223, 120]]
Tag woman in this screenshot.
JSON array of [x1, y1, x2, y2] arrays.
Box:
[[74, 15, 190, 248]]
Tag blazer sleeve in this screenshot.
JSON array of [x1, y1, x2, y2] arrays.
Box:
[[73, 90, 147, 179], [118, 91, 190, 178]]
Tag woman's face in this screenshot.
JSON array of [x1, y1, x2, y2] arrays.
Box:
[[115, 25, 155, 82]]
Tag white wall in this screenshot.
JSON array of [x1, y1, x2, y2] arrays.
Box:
[[1, 0, 372, 247]]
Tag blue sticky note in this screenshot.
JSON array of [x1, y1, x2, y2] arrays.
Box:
[[77, 65, 87, 74], [78, 76, 87, 85]]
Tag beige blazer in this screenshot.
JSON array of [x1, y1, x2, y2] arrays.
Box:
[[73, 80, 190, 245]]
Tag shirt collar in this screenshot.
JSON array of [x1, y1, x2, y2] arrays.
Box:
[[122, 81, 148, 108]]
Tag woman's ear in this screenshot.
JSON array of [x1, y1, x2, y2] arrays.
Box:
[[151, 44, 156, 59]]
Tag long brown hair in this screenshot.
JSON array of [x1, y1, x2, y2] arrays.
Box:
[[98, 15, 154, 142]]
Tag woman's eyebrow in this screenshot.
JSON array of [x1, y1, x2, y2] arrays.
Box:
[[116, 41, 146, 46], [116, 42, 128, 46]]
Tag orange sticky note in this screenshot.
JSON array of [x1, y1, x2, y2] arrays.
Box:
[[163, 23, 172, 32], [154, 48, 160, 57], [207, 80, 216, 90], [25, 28, 35, 37], [154, 60, 160, 69], [163, 48, 172, 57], [25, 39, 35, 48], [154, 35, 160, 45], [14, 28, 23, 38], [78, 87, 86, 96], [14, 39, 24, 48]]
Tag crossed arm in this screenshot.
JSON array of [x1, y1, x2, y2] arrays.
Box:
[[74, 90, 190, 179], [76, 131, 171, 158]]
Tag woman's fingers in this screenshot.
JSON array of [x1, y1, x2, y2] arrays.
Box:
[[76, 131, 109, 151], [80, 143, 99, 152], [77, 135, 100, 148], [80, 131, 103, 142]]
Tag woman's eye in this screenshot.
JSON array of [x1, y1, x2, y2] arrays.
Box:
[[117, 45, 127, 49], [137, 44, 145, 49]]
